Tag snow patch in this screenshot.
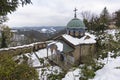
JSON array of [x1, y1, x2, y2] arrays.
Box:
[[62, 68, 81, 80], [26, 48, 52, 67], [41, 28, 47, 33], [105, 29, 119, 36], [40, 28, 56, 33]]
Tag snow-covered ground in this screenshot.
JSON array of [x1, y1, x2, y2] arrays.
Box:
[[26, 48, 52, 67], [105, 29, 119, 36], [37, 66, 62, 80], [62, 68, 81, 80], [62, 52, 120, 80], [26, 48, 63, 80], [30, 50, 120, 80], [92, 52, 120, 80]]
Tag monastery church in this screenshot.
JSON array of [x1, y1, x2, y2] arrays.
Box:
[[47, 8, 96, 69]]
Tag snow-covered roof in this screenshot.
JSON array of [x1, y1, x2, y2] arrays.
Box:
[[48, 40, 74, 53], [62, 33, 96, 45], [48, 41, 63, 52]]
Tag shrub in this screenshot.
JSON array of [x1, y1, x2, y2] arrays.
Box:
[[0, 53, 39, 80]]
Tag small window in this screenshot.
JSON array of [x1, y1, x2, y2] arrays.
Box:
[[67, 30, 69, 34], [69, 30, 70, 35], [43, 44, 46, 47], [70, 30, 73, 36], [39, 45, 42, 48], [75, 31, 79, 36]]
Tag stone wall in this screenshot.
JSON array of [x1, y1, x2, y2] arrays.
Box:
[[80, 44, 96, 63], [0, 41, 50, 56], [73, 44, 96, 65], [72, 46, 80, 64]]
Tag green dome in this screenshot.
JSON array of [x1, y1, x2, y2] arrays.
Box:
[[67, 18, 85, 29]]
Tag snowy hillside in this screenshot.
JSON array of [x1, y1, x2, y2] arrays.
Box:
[[40, 27, 56, 34]]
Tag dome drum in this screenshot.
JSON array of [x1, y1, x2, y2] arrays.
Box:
[[67, 29, 85, 38]]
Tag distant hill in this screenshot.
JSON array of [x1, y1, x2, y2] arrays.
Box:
[[13, 26, 66, 42], [12, 26, 65, 31]]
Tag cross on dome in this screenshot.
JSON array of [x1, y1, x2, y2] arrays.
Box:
[[74, 8, 78, 18]]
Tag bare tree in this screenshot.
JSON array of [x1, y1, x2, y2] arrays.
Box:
[[81, 11, 93, 22]]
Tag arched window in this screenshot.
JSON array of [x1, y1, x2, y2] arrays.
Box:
[[67, 30, 69, 34], [73, 30, 75, 37], [70, 30, 73, 36], [75, 31, 79, 37], [69, 30, 70, 35]]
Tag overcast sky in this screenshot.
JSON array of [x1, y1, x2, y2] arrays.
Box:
[[5, 0, 120, 27]]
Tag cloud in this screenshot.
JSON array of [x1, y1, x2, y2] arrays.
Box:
[[5, 0, 120, 27]]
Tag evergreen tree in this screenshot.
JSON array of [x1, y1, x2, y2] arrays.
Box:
[[0, 16, 8, 24], [87, 7, 110, 33], [99, 7, 110, 30], [1, 31, 7, 48], [114, 10, 120, 28], [0, 0, 32, 16], [0, 25, 12, 48], [0, 53, 39, 80]]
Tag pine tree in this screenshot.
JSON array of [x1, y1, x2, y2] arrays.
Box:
[[0, 25, 12, 48], [1, 31, 7, 48], [99, 7, 110, 30], [0, 0, 32, 16], [114, 10, 120, 28], [0, 16, 8, 24], [0, 53, 39, 80]]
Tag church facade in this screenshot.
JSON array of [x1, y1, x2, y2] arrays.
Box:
[[47, 8, 96, 69]]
